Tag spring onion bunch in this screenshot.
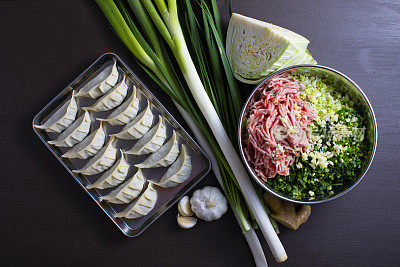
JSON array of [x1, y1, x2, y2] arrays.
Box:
[[95, 0, 287, 262]]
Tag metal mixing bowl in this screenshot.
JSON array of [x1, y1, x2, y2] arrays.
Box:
[[238, 65, 377, 204]]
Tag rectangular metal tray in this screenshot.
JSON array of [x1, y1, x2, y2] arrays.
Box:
[[32, 53, 211, 237]]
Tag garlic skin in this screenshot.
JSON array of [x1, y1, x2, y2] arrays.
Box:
[[190, 186, 228, 221], [178, 196, 194, 217], [177, 214, 197, 229]]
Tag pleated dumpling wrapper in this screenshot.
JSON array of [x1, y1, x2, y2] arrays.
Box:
[[75, 59, 119, 99], [62, 122, 106, 160], [73, 136, 118, 175], [115, 182, 157, 219], [126, 115, 167, 155], [83, 74, 128, 112], [86, 150, 129, 190], [35, 90, 78, 133], [48, 111, 91, 147], [155, 145, 192, 188], [135, 130, 179, 168], [100, 168, 146, 204], [112, 100, 153, 140], [98, 86, 140, 126]]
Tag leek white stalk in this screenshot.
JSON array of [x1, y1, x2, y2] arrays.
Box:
[[156, 1, 287, 261], [176, 104, 268, 267], [240, 223, 269, 267]]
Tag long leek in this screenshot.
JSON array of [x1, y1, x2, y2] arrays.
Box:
[[139, 0, 287, 262], [95, 0, 287, 262]]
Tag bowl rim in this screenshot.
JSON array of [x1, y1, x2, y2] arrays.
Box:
[[238, 64, 378, 204]]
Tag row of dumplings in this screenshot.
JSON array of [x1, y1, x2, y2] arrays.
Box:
[[35, 60, 193, 219]]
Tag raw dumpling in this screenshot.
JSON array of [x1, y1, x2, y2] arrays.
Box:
[[83, 74, 128, 112], [98, 86, 140, 126], [48, 111, 91, 147], [73, 137, 117, 175], [135, 130, 179, 168], [125, 115, 167, 155], [62, 122, 106, 159], [112, 101, 153, 140], [155, 145, 192, 188], [86, 151, 129, 190], [35, 91, 78, 133], [115, 182, 158, 219], [100, 169, 146, 204], [75, 59, 119, 99]]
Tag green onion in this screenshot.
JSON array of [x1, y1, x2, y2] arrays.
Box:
[[95, 0, 287, 262]]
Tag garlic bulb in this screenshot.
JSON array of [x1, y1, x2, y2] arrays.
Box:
[[190, 186, 228, 221], [177, 214, 197, 229], [178, 196, 194, 217]]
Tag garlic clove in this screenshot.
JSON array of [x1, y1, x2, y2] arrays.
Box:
[[177, 214, 197, 229], [178, 196, 194, 217]]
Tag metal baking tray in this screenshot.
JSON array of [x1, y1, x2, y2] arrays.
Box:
[[33, 53, 211, 237]]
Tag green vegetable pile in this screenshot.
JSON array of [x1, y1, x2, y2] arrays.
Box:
[[267, 74, 369, 201]]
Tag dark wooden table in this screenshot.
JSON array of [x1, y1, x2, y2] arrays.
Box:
[[1, 1, 399, 266]]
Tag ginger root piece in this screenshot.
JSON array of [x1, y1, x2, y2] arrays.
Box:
[[263, 192, 311, 230]]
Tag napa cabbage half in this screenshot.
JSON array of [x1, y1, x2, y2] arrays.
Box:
[[226, 13, 317, 84]]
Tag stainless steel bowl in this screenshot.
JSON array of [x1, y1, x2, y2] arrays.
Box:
[[238, 65, 377, 204]]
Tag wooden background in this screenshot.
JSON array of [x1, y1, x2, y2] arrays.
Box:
[[0, 0, 399, 266]]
